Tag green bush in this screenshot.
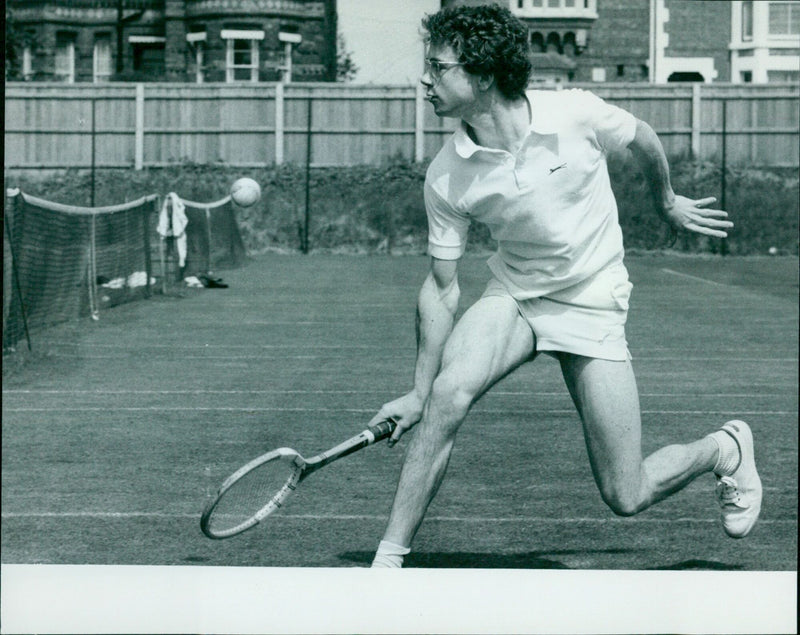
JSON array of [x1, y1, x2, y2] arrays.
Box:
[[5, 155, 797, 256]]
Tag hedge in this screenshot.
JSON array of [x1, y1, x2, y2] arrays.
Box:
[[5, 155, 798, 256]]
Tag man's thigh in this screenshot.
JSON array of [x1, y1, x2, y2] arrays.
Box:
[[437, 294, 536, 402], [558, 353, 643, 489]]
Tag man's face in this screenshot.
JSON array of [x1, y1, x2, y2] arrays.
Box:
[[421, 42, 477, 119]]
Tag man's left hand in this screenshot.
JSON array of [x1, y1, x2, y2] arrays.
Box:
[[664, 195, 733, 238]]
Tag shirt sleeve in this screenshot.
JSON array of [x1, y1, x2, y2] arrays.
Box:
[[576, 90, 638, 154], [424, 180, 470, 261]]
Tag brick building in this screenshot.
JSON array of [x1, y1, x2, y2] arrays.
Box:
[[6, 0, 338, 83], [442, 0, 800, 84]]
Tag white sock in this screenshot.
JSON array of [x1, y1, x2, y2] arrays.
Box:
[[708, 430, 741, 476], [371, 540, 410, 568]]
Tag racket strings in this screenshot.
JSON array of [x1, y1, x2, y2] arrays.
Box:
[[204, 459, 299, 536]]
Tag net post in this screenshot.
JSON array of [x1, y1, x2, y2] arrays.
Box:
[[87, 213, 99, 320], [205, 207, 212, 274], [3, 192, 32, 352], [143, 196, 154, 298]]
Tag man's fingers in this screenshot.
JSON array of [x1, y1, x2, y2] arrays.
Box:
[[367, 410, 388, 428], [694, 196, 718, 207], [696, 216, 733, 229], [387, 424, 406, 447], [685, 223, 729, 238], [697, 208, 729, 219]]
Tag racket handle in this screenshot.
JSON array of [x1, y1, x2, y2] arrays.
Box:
[[308, 418, 399, 472], [367, 418, 397, 441]]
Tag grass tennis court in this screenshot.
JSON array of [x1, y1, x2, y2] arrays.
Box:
[[2, 253, 797, 571]]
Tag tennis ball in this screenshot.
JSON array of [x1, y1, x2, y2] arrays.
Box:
[[768, 246, 778, 255], [231, 177, 261, 207]]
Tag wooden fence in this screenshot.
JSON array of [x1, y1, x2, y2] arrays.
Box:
[[4, 82, 799, 169]]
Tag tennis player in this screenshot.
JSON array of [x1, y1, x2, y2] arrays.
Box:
[[369, 4, 761, 568]]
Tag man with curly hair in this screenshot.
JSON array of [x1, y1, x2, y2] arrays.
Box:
[[369, 4, 761, 568]]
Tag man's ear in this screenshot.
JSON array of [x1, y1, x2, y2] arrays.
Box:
[[476, 73, 495, 92]]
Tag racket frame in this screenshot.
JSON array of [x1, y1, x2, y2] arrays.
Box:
[[200, 419, 396, 539], [200, 447, 306, 539]]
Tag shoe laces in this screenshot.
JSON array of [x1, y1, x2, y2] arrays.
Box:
[[717, 475, 742, 506]]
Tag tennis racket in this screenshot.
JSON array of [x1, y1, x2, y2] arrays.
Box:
[[200, 418, 396, 539]]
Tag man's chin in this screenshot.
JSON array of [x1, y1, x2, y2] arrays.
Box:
[[431, 100, 450, 117]]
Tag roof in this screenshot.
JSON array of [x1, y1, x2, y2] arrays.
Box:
[[529, 52, 577, 71]]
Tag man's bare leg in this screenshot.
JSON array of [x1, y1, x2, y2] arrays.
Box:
[[374, 296, 535, 564], [559, 353, 724, 515]]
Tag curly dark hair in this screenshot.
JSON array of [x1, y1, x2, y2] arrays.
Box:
[[422, 4, 532, 100]]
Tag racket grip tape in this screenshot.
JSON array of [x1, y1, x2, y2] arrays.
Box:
[[367, 418, 397, 442]]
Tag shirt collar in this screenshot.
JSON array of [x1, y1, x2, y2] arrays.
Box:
[[452, 91, 558, 158]]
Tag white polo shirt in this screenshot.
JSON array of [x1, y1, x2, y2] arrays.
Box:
[[424, 88, 638, 299]]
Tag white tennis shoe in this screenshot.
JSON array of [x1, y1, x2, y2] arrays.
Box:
[[715, 420, 762, 538]]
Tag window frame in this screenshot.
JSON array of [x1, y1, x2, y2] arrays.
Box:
[[742, 1, 754, 40], [93, 34, 113, 83], [222, 29, 264, 83], [54, 32, 76, 83], [22, 45, 33, 80], [767, 1, 800, 37]]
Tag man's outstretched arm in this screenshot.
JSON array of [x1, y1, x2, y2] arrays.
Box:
[[628, 118, 733, 238], [369, 256, 460, 445]]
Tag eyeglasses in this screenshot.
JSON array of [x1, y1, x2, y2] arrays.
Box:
[[423, 58, 465, 82]]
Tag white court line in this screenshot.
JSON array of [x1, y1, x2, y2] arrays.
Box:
[[661, 268, 728, 286], [36, 343, 404, 350], [0, 511, 794, 524], [3, 389, 788, 398], [34, 342, 793, 350], [1, 406, 794, 415], [18, 353, 797, 361]]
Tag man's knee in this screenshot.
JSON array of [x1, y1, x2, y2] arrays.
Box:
[[599, 482, 644, 517], [428, 373, 474, 424]]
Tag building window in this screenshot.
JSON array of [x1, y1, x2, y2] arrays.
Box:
[[55, 32, 75, 83], [741, 70, 753, 82], [22, 45, 33, 80], [222, 29, 264, 82], [129, 36, 166, 78], [768, 1, 800, 35], [592, 67, 606, 82], [228, 39, 259, 81], [617, 64, 625, 77], [94, 34, 112, 83], [742, 1, 754, 40]]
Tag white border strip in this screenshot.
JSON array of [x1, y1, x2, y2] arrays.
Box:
[[2, 565, 797, 634]]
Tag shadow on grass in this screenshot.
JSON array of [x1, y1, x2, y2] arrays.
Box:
[[650, 559, 744, 571], [339, 548, 638, 569]]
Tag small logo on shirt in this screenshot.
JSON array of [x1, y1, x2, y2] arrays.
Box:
[[549, 163, 567, 175]]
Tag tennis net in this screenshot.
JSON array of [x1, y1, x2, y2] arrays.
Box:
[[3, 189, 158, 352], [158, 194, 246, 287]]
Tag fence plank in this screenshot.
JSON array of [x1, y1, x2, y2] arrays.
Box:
[[135, 84, 144, 170], [4, 82, 799, 169]]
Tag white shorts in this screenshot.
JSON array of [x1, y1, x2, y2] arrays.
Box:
[[482, 262, 633, 361]]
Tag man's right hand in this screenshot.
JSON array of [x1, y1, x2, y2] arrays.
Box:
[[369, 391, 426, 447]]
